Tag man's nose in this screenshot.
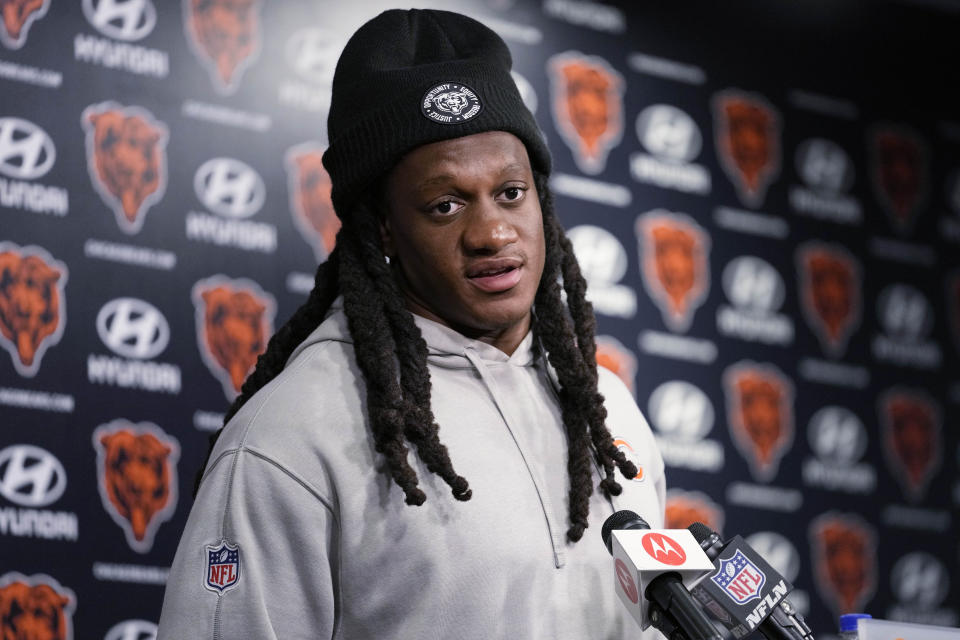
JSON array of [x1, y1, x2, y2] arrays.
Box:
[[462, 199, 519, 253]]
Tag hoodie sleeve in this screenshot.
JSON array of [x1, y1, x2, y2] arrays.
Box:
[[157, 446, 339, 640]]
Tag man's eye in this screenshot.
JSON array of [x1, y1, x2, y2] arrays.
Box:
[[502, 187, 524, 201], [431, 200, 462, 215]]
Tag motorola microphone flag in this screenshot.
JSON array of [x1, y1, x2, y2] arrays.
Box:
[[602, 511, 716, 635]]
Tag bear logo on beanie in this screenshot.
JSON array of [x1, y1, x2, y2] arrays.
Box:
[[421, 82, 483, 124]]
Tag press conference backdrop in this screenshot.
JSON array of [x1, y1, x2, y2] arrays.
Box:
[[1, 0, 958, 637]]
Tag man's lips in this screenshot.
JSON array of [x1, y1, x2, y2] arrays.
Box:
[[466, 257, 523, 293]]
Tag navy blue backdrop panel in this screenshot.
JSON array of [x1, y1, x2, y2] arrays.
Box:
[[1, 1, 957, 638]]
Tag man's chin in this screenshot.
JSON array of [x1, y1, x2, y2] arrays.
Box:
[[451, 304, 532, 338]]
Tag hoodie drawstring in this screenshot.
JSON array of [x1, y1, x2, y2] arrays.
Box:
[[463, 347, 567, 568]]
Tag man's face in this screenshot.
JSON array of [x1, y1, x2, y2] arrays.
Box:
[[382, 131, 545, 354]]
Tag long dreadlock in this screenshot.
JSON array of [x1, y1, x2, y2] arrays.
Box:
[[196, 171, 636, 542]]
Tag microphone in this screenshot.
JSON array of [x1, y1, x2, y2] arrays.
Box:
[[687, 522, 815, 640], [601, 510, 723, 640]]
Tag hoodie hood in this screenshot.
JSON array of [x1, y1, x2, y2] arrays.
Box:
[[286, 297, 536, 370]]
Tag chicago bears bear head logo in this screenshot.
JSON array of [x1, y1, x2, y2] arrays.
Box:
[[549, 51, 623, 175], [0, 0, 50, 49], [0, 573, 75, 640], [0, 243, 67, 378], [93, 420, 179, 553], [193, 276, 275, 399], [810, 513, 876, 615], [713, 90, 781, 208], [879, 389, 941, 502], [184, 0, 262, 94], [82, 102, 168, 235], [797, 242, 861, 358], [724, 361, 793, 482], [636, 210, 710, 333], [664, 489, 724, 535], [871, 125, 927, 234], [285, 144, 340, 262], [595, 335, 637, 396], [434, 91, 468, 114]]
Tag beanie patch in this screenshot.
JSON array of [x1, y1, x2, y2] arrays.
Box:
[[420, 82, 483, 124]]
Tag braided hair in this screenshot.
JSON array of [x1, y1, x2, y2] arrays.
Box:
[[196, 171, 637, 542]]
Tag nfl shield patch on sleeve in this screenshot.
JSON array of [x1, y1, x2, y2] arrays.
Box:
[[204, 540, 240, 594]]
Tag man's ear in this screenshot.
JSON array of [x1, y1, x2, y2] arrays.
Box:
[[379, 215, 394, 258]]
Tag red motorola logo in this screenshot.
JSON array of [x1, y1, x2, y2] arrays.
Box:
[[615, 558, 639, 604], [642, 532, 687, 566]]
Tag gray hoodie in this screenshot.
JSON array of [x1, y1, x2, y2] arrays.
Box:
[[158, 303, 666, 639]]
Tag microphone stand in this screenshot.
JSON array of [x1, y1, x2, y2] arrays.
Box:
[[649, 603, 691, 640], [763, 599, 815, 640], [647, 586, 722, 640]]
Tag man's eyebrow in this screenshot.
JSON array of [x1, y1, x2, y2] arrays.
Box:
[[417, 162, 526, 189], [416, 174, 456, 192], [414, 162, 530, 192], [498, 162, 527, 175]]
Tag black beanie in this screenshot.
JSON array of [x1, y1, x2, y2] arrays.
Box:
[[322, 8, 551, 215]]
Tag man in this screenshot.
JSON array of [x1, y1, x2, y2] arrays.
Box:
[[158, 9, 664, 639]]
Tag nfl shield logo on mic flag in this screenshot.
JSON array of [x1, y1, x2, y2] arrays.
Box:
[[712, 549, 765, 605], [205, 541, 241, 593]]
